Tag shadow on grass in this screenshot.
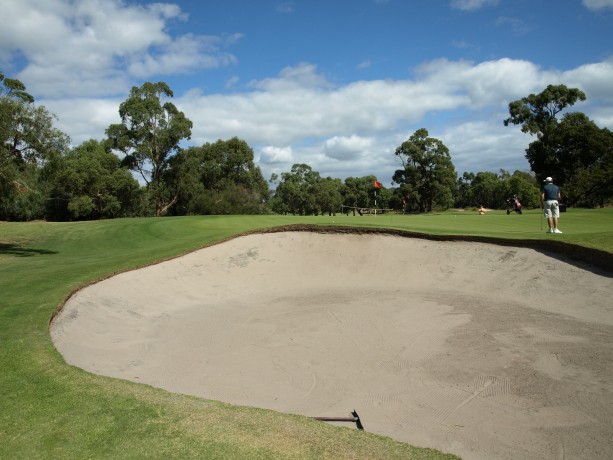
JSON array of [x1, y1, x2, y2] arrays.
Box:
[[0, 243, 58, 257]]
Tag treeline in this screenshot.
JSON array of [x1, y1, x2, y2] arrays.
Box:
[[270, 163, 541, 216], [1, 73, 611, 221]]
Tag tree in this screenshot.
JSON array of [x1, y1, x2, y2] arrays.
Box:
[[342, 177, 372, 210], [504, 84, 586, 137], [312, 177, 343, 215], [0, 72, 34, 103], [545, 113, 613, 206], [470, 171, 501, 208], [1, 72, 69, 166], [454, 172, 475, 208], [106, 82, 193, 216], [392, 128, 457, 212], [168, 137, 269, 215], [505, 84, 612, 206], [506, 170, 540, 209], [1, 72, 69, 220], [42, 140, 141, 221], [272, 164, 321, 215], [340, 176, 390, 213]]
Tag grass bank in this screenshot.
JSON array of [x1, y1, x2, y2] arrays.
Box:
[[1, 210, 611, 459]]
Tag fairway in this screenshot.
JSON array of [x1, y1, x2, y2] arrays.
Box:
[[52, 230, 613, 460]]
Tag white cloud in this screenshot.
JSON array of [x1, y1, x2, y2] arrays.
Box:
[[450, 0, 499, 11], [3, 0, 612, 186], [177, 58, 613, 181], [582, 0, 613, 10], [259, 146, 294, 164], [31, 56, 613, 184], [440, 121, 529, 174], [324, 135, 373, 161], [0, 0, 239, 98], [43, 97, 122, 144], [562, 60, 613, 101]]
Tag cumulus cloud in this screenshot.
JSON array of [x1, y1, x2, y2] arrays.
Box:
[[324, 135, 373, 161], [3, 0, 612, 185], [175, 58, 612, 181], [34, 56, 613, 183], [582, 0, 613, 10], [0, 0, 239, 98], [259, 146, 294, 164], [440, 121, 528, 173]]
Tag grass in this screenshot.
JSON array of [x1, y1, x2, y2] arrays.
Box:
[[1, 209, 611, 459]]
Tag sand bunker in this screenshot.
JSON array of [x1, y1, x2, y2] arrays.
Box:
[[51, 232, 613, 460]]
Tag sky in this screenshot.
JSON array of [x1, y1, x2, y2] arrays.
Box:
[[2, 0, 613, 186]]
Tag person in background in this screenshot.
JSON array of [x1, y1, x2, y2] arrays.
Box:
[[541, 176, 562, 234], [478, 205, 486, 215]]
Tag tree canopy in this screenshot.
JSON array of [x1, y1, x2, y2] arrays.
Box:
[[1, 73, 70, 220], [392, 128, 457, 212], [504, 84, 586, 137], [42, 139, 142, 220], [169, 137, 269, 215], [106, 82, 193, 216], [505, 84, 612, 206]]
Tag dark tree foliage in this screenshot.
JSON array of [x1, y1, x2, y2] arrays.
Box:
[[42, 140, 142, 221], [341, 176, 388, 211], [504, 84, 586, 137], [505, 84, 612, 206], [392, 128, 456, 212], [1, 72, 69, 220], [541, 113, 613, 206], [454, 170, 540, 209], [168, 137, 269, 215], [271, 164, 321, 215]]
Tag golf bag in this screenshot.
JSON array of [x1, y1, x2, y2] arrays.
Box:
[[506, 196, 522, 215]]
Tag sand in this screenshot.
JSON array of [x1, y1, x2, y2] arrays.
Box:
[[51, 232, 613, 460]]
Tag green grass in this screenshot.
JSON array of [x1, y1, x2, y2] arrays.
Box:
[[1, 210, 611, 459]]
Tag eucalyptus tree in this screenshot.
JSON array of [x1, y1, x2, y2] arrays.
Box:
[[312, 177, 343, 215], [504, 84, 612, 206], [43, 140, 141, 221], [1, 73, 69, 165], [542, 113, 612, 206], [392, 128, 456, 212], [168, 137, 269, 215], [106, 82, 193, 216], [272, 164, 321, 215], [1, 72, 69, 220], [504, 84, 586, 138]]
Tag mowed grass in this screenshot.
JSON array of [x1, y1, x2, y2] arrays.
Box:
[[1, 209, 611, 459]]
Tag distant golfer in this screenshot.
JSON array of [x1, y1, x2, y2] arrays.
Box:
[[541, 177, 562, 234]]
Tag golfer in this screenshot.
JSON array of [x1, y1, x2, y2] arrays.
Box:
[[541, 177, 562, 234]]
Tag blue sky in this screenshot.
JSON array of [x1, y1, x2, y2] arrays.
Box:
[[2, 0, 613, 186]]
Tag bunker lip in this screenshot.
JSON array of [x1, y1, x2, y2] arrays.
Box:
[[256, 224, 613, 274], [50, 229, 613, 460]]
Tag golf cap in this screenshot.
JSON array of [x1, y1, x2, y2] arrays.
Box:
[[544, 177, 553, 183]]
